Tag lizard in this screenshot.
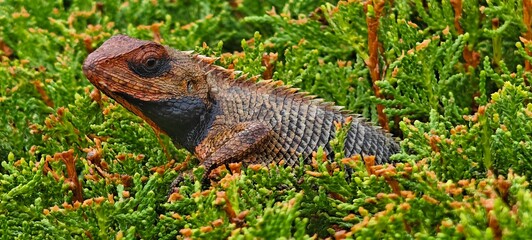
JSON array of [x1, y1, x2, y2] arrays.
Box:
[[82, 35, 400, 190]]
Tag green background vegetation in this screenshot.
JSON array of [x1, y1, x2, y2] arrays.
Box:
[[1, 0, 531, 238]]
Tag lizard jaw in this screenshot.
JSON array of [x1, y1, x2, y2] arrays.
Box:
[[83, 59, 167, 135]]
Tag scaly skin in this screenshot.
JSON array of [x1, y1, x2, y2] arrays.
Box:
[[83, 35, 400, 189]]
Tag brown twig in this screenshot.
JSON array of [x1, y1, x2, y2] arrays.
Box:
[[451, 0, 480, 69], [364, 0, 389, 131], [44, 149, 83, 203], [155, 131, 174, 163], [0, 39, 14, 57], [33, 80, 54, 108], [450, 0, 464, 34], [214, 191, 248, 227], [261, 52, 278, 80], [523, 0, 532, 84], [60, 150, 84, 203]]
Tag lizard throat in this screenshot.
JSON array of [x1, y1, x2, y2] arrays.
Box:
[[117, 93, 216, 152]]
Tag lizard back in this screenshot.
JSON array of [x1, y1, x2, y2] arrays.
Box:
[[196, 57, 399, 166]]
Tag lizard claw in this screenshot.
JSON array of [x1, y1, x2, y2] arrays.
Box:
[[200, 173, 211, 190], [167, 170, 213, 198], [167, 172, 194, 197]]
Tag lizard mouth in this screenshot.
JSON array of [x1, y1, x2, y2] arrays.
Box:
[[83, 58, 165, 134], [82, 62, 115, 98], [83, 58, 135, 99], [82, 56, 107, 88]]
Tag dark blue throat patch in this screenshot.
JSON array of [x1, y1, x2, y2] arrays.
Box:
[[118, 93, 216, 152]]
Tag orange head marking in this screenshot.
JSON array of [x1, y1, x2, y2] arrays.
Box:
[[83, 35, 214, 141], [83, 35, 209, 102]]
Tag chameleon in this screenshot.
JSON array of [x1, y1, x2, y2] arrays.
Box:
[[82, 35, 400, 189]]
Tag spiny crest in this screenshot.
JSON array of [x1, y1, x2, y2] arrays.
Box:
[[191, 53, 395, 137], [191, 54, 353, 115]]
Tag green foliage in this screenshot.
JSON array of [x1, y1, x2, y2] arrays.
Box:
[[1, 0, 531, 239]]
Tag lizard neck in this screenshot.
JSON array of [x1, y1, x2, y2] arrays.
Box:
[[118, 93, 216, 152]]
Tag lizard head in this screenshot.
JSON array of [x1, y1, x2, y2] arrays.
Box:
[[83, 34, 210, 103], [83, 35, 214, 148]]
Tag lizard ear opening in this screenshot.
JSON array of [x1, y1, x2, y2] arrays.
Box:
[[187, 80, 194, 93], [127, 44, 171, 78]]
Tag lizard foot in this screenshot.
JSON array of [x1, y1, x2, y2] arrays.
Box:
[[167, 171, 195, 197], [167, 169, 214, 198]]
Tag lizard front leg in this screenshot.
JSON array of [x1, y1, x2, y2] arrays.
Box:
[[170, 121, 273, 190]]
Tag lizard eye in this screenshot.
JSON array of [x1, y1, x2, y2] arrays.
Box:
[[145, 58, 158, 68], [128, 47, 171, 78]]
